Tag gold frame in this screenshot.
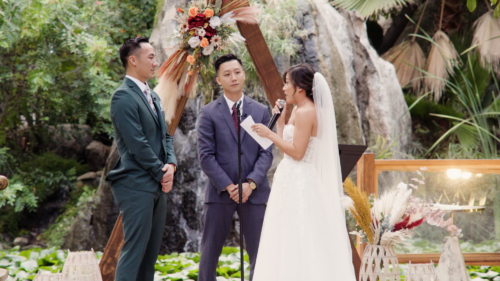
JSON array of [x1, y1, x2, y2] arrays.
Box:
[[355, 154, 500, 265]]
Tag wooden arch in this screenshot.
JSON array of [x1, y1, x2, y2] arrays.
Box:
[[99, 1, 362, 279]]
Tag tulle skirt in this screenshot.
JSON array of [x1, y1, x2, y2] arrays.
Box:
[[253, 157, 357, 281]]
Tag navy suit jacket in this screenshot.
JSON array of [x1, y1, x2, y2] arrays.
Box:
[[197, 94, 273, 204], [106, 78, 177, 192]]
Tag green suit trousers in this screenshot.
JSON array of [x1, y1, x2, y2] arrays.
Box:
[[111, 182, 167, 281]]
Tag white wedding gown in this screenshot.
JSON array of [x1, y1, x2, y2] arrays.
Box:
[[253, 124, 357, 281]]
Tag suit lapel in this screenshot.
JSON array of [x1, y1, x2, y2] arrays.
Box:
[[125, 78, 160, 127], [217, 95, 238, 142], [152, 91, 166, 135]]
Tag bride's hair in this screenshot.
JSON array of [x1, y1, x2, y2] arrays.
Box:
[[282, 64, 315, 102]]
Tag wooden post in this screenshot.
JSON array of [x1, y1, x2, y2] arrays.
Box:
[[356, 153, 376, 258]]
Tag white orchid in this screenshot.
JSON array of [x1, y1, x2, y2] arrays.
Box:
[[188, 36, 201, 48]]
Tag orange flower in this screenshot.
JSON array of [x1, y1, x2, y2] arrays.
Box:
[[177, 7, 183, 13], [188, 6, 198, 17], [204, 8, 214, 18], [188, 70, 194, 76], [200, 38, 209, 48], [187, 55, 196, 65], [120, 29, 125, 33]]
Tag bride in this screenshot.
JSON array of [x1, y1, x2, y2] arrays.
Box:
[[251, 64, 357, 280]]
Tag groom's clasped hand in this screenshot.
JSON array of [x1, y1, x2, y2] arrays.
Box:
[[224, 183, 252, 203], [161, 164, 175, 193]]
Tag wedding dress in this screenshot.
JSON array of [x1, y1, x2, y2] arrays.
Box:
[[253, 73, 357, 281]]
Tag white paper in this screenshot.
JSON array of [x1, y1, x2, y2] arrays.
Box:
[[241, 115, 273, 150]]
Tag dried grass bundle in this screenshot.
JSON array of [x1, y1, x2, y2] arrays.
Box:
[[382, 41, 426, 92], [472, 11, 500, 74], [220, 0, 260, 24], [343, 178, 374, 244], [423, 30, 459, 102]]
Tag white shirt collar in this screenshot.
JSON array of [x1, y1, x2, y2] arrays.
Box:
[[126, 75, 148, 93], [224, 93, 244, 115]]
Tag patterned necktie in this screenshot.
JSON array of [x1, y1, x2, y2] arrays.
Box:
[[143, 87, 157, 116], [231, 104, 239, 134]]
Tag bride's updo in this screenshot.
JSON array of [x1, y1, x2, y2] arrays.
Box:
[[282, 64, 315, 102]]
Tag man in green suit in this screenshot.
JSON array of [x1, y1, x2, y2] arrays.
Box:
[[106, 37, 177, 281]]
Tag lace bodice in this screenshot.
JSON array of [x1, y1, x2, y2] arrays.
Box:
[[282, 125, 318, 163]]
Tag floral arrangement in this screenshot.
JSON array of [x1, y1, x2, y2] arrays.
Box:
[[343, 169, 462, 248], [154, 0, 259, 123]]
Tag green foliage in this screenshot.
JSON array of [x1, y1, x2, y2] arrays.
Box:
[[19, 152, 88, 176], [0, 0, 157, 149], [39, 185, 96, 247], [466, 0, 499, 18]]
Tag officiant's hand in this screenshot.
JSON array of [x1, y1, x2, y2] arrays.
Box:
[[252, 124, 272, 139], [273, 100, 287, 128]]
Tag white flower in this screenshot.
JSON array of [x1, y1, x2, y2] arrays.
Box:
[[202, 43, 214, 56], [209, 16, 222, 28], [197, 28, 206, 37], [211, 35, 222, 47], [188, 36, 201, 48]]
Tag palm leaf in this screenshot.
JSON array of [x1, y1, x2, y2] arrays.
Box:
[[383, 41, 426, 93], [331, 0, 416, 18], [472, 11, 500, 74], [424, 30, 459, 102]]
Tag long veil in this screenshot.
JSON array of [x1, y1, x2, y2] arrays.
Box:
[[313, 72, 356, 278]]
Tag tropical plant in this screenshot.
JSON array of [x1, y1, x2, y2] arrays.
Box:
[[331, 0, 416, 18]]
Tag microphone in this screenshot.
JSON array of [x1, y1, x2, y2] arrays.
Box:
[[267, 99, 286, 130]]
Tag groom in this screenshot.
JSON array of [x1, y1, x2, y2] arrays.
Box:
[[106, 37, 177, 281], [197, 54, 273, 281]]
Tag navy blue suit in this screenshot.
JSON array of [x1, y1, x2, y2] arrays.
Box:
[[197, 94, 273, 281]]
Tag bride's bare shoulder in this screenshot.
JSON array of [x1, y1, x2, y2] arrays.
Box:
[[295, 105, 316, 122]]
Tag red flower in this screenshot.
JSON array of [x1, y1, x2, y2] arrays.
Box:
[[204, 26, 217, 38], [188, 14, 207, 29]]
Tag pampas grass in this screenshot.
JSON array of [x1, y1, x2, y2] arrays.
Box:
[[472, 11, 500, 74], [424, 30, 459, 102], [343, 178, 374, 244], [380, 229, 413, 247], [382, 41, 426, 92]]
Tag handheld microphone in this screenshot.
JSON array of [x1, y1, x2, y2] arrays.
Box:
[[267, 99, 286, 130]]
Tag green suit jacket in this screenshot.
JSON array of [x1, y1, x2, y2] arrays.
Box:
[[106, 77, 177, 192]]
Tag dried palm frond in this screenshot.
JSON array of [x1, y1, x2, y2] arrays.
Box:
[[343, 178, 374, 244], [380, 229, 414, 247], [424, 0, 459, 102], [381, 0, 429, 93], [155, 50, 189, 124], [220, 0, 260, 24], [382, 41, 426, 92], [472, 11, 500, 74], [423, 30, 459, 102], [331, 0, 416, 18]]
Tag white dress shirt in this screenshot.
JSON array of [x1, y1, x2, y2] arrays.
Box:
[[224, 93, 244, 116]]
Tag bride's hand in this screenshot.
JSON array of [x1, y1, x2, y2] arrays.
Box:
[[273, 100, 287, 128], [251, 124, 273, 138]]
